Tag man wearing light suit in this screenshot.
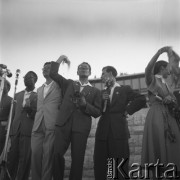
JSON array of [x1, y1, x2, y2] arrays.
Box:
[[31, 62, 62, 180], [49, 56, 102, 180]]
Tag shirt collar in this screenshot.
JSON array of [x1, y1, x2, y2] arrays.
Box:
[[78, 80, 92, 87], [155, 74, 166, 84], [43, 81, 54, 87], [104, 81, 120, 90], [24, 89, 36, 94], [112, 82, 120, 88]]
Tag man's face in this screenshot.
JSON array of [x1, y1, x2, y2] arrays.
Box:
[[42, 64, 51, 78], [101, 69, 112, 83], [77, 63, 91, 78], [24, 72, 36, 88], [161, 65, 170, 79]]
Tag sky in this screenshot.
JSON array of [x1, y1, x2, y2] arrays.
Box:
[[0, 0, 180, 96]]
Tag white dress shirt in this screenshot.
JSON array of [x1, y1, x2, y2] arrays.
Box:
[[109, 82, 120, 102], [155, 74, 166, 84], [23, 90, 35, 107], [77, 80, 92, 92], [43, 81, 53, 98]]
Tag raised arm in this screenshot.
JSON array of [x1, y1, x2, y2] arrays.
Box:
[[56, 55, 71, 67], [50, 55, 71, 93], [145, 46, 171, 86]]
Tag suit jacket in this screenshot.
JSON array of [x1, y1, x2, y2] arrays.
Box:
[[174, 90, 180, 106], [96, 85, 146, 140], [49, 62, 102, 135], [0, 94, 12, 122], [32, 81, 62, 132], [10, 90, 37, 136]]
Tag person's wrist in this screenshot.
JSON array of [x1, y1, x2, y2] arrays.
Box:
[[158, 49, 163, 55]]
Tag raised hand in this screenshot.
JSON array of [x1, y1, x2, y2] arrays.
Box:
[[56, 55, 70, 67], [158, 46, 172, 54]]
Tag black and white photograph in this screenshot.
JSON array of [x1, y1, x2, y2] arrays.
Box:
[[1, 0, 180, 179]]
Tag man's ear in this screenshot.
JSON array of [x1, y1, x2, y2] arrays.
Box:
[[109, 71, 113, 77]]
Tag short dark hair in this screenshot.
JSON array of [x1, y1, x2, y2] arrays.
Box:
[[25, 71, 38, 82], [153, 60, 168, 75], [44, 62, 51, 67], [78, 62, 91, 72], [102, 66, 117, 77]]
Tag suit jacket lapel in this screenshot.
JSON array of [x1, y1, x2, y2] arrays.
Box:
[[110, 87, 120, 105], [29, 91, 36, 102], [81, 86, 91, 98], [44, 82, 55, 99], [18, 91, 25, 108], [38, 85, 44, 101]]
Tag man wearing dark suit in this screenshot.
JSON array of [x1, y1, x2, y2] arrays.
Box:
[[174, 90, 180, 106], [94, 66, 146, 180], [49, 55, 102, 180], [0, 80, 12, 155], [5, 71, 38, 180]]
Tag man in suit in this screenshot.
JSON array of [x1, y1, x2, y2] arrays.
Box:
[[94, 66, 146, 180], [0, 79, 12, 155], [49, 55, 102, 180], [5, 71, 38, 180], [31, 62, 62, 180]]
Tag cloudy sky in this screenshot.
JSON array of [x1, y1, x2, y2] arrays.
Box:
[[1, 0, 180, 96]]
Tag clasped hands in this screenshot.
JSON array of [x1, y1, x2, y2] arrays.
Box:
[[163, 95, 175, 104], [102, 91, 110, 101], [73, 93, 87, 108]]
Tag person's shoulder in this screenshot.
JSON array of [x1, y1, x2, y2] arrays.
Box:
[[31, 91, 37, 96], [116, 85, 130, 90], [14, 90, 25, 100], [37, 84, 44, 91], [68, 79, 74, 84], [16, 90, 25, 96], [5, 94, 12, 102], [118, 85, 134, 93], [91, 86, 101, 94]]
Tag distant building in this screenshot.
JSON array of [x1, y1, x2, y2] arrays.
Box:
[[90, 72, 147, 94], [90, 72, 180, 108]]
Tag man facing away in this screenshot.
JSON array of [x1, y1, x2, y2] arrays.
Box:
[[49, 55, 102, 180], [5, 71, 38, 180], [31, 62, 62, 180], [94, 66, 146, 180]]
